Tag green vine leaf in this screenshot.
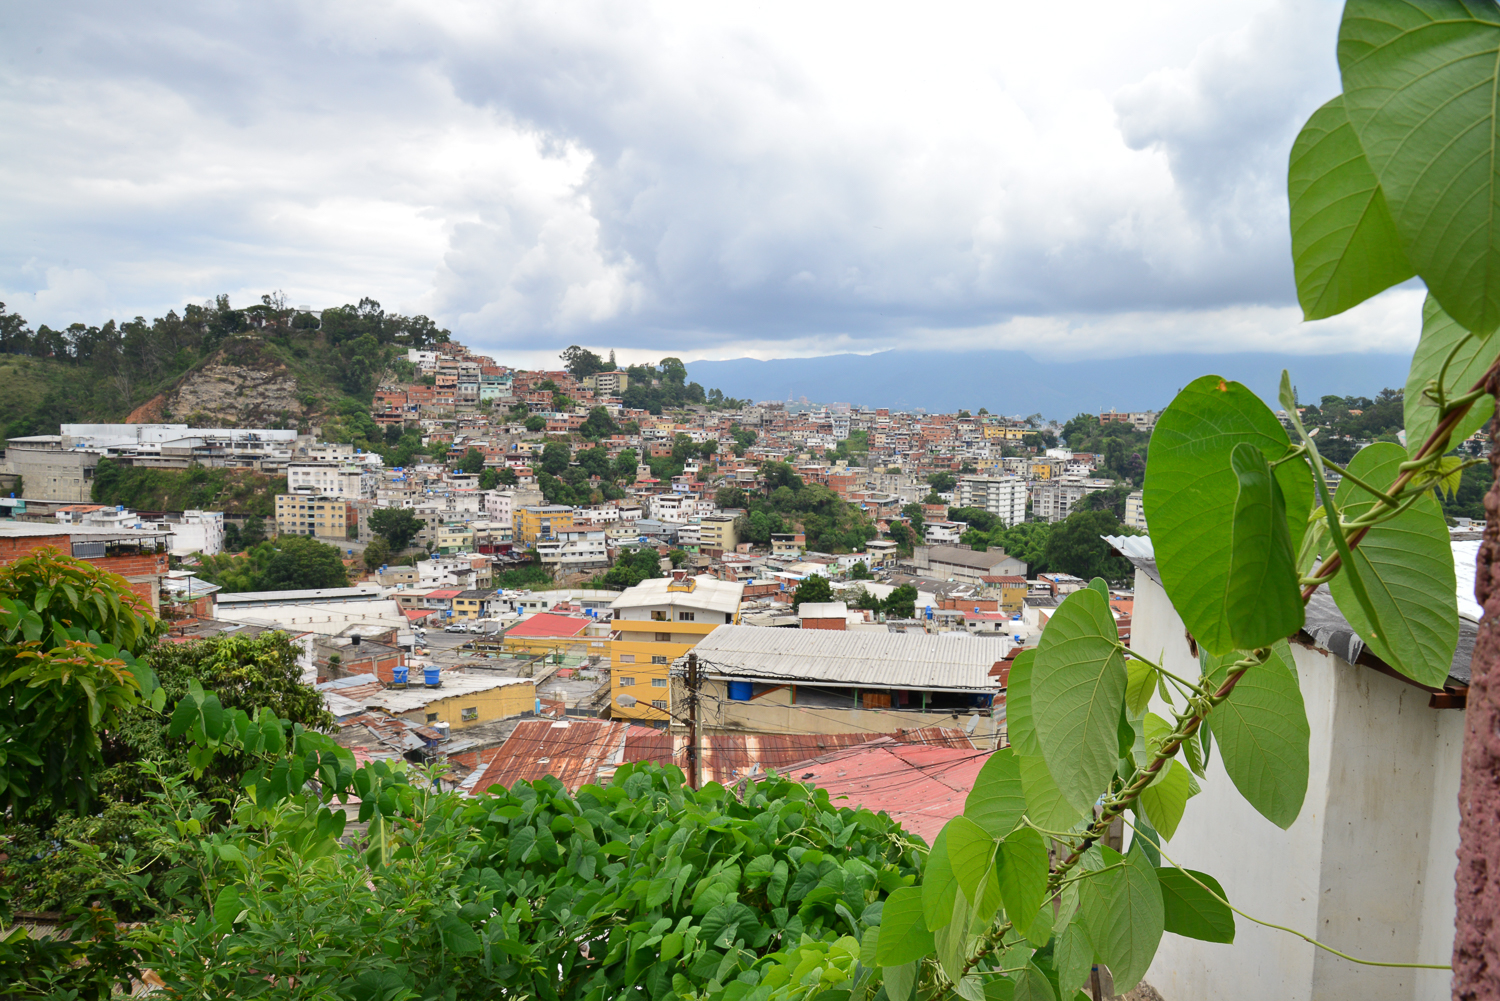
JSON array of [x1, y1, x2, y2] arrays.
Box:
[[1032, 588, 1128, 812], [1203, 643, 1310, 830], [1328, 442, 1459, 688], [1158, 868, 1236, 944], [1339, 0, 1500, 335], [943, 816, 999, 904], [1137, 760, 1192, 841], [964, 747, 1027, 838], [1012, 961, 1057, 1001], [1019, 755, 1084, 834], [998, 826, 1050, 940], [1144, 375, 1312, 656], [1403, 293, 1499, 456], [922, 824, 958, 930], [1005, 650, 1041, 758], [1077, 845, 1164, 993], [874, 887, 934, 966], [1288, 93, 1414, 319], [1226, 442, 1304, 649]]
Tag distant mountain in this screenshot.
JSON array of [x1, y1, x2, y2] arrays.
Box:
[[685, 349, 1413, 418]]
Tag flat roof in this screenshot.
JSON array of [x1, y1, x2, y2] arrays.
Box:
[[610, 574, 743, 615], [364, 672, 534, 712], [0, 523, 170, 539], [216, 587, 384, 605]]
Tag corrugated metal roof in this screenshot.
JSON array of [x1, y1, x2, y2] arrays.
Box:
[[504, 612, 590, 638], [682, 625, 1002, 691], [1102, 534, 1155, 559], [609, 575, 744, 614], [778, 737, 991, 843], [462, 720, 979, 794]]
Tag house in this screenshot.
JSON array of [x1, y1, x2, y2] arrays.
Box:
[[274, 493, 352, 541], [771, 533, 805, 556], [500, 610, 606, 660], [0, 523, 171, 613], [911, 544, 1026, 583], [450, 588, 493, 620], [677, 625, 1003, 738], [362, 669, 537, 729], [608, 572, 744, 723], [798, 601, 849, 631], [1113, 535, 1467, 1001]]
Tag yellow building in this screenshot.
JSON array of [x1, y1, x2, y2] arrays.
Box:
[[698, 515, 739, 552], [437, 523, 475, 553], [368, 674, 536, 729], [274, 493, 349, 541], [609, 572, 744, 722], [513, 505, 574, 545], [500, 610, 612, 661]]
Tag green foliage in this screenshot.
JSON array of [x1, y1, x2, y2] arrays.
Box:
[[193, 537, 350, 593], [525, 415, 547, 432], [601, 548, 665, 589], [728, 462, 876, 554], [791, 575, 833, 612], [92, 458, 285, 517], [1404, 295, 1496, 455], [493, 561, 554, 589], [1200, 644, 1309, 831], [883, 584, 917, 620], [1040, 510, 1139, 583], [456, 446, 485, 474], [0, 549, 163, 820], [849, 561, 872, 580], [368, 507, 423, 551]]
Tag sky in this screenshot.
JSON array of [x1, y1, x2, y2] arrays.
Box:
[[0, 0, 1425, 369]]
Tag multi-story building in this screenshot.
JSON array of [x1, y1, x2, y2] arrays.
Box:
[[535, 530, 609, 571], [609, 572, 744, 723], [285, 462, 376, 499], [583, 370, 630, 395], [771, 533, 805, 557], [436, 523, 475, 553], [274, 494, 351, 541], [955, 475, 1027, 527], [1124, 490, 1147, 532], [698, 515, 739, 553], [1030, 476, 1118, 524], [513, 505, 574, 545]]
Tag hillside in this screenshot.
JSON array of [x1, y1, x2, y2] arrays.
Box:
[[91, 458, 286, 517]]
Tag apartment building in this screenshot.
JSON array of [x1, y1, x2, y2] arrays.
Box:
[[285, 462, 376, 499], [535, 530, 609, 571], [1124, 490, 1147, 532], [609, 572, 744, 723], [274, 494, 351, 541], [513, 505, 574, 544], [955, 475, 1027, 527], [1030, 476, 1118, 524], [583, 370, 630, 395]]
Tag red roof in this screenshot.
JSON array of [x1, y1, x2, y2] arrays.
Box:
[[780, 737, 992, 842], [425, 589, 463, 599], [981, 575, 1028, 584], [503, 612, 590, 639], [402, 608, 437, 621]]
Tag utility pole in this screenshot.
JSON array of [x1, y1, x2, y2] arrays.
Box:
[[687, 651, 700, 790]]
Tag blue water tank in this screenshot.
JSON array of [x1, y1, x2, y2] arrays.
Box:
[[728, 681, 753, 701], [424, 665, 442, 688], [392, 665, 409, 686]]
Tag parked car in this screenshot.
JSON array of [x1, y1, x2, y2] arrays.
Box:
[[443, 623, 466, 633]]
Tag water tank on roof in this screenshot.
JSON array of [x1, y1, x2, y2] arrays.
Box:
[[392, 665, 409, 687], [424, 665, 441, 688]]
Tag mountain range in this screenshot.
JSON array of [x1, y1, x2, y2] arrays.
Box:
[[685, 349, 1412, 418]]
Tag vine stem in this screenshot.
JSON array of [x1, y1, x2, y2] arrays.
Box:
[[1119, 817, 1451, 971], [1299, 351, 1500, 601]]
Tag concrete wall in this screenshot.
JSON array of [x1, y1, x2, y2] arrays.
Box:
[[701, 679, 1000, 739], [1133, 568, 1460, 1001]]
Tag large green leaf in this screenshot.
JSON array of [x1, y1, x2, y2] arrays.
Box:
[[1328, 442, 1458, 687], [1203, 643, 1310, 830], [1077, 846, 1164, 994], [1005, 650, 1041, 757], [1340, 0, 1500, 336], [923, 826, 959, 930], [965, 748, 1026, 838], [1288, 93, 1415, 319], [876, 886, 937, 965], [998, 827, 1049, 939], [1136, 760, 1192, 841], [1158, 868, 1236, 944], [1011, 963, 1057, 1001], [944, 816, 999, 904], [1144, 376, 1312, 655], [1031, 588, 1127, 811], [1225, 443, 1305, 648], [1019, 755, 1085, 833], [1053, 922, 1094, 997], [1406, 293, 1500, 456]]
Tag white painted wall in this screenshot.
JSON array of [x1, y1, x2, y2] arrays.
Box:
[[1133, 568, 1460, 1000]]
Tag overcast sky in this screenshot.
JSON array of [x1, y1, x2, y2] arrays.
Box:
[[0, 0, 1422, 367]]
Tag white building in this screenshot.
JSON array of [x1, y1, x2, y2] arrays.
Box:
[[923, 520, 967, 545], [286, 462, 377, 499], [954, 475, 1028, 527], [1029, 476, 1117, 523], [649, 494, 700, 524], [535, 530, 609, 571], [1119, 536, 1464, 1001], [1124, 490, 1147, 532]]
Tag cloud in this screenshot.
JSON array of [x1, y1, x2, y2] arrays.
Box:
[[0, 0, 1378, 363]]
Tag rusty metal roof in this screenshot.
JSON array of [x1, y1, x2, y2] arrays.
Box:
[[461, 720, 979, 795]]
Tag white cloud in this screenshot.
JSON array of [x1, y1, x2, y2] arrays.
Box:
[[0, 0, 1376, 363]]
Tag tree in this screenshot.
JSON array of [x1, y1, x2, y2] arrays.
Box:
[[716, 485, 749, 510], [241, 515, 266, 547], [614, 448, 639, 481], [1040, 508, 1135, 582], [600, 548, 663, 589], [849, 560, 871, 580], [524, 415, 547, 433], [541, 440, 571, 476], [497, 466, 518, 487], [258, 536, 350, 591], [560, 345, 607, 379], [580, 406, 617, 439], [790, 574, 832, 612], [457, 447, 485, 474], [363, 535, 391, 571], [882, 583, 917, 619], [927, 471, 956, 493], [478, 467, 499, 490], [368, 508, 422, 551]]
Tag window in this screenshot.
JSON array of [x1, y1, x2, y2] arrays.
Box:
[[651, 610, 667, 621], [651, 700, 668, 710], [678, 611, 695, 621], [655, 632, 671, 643], [651, 677, 668, 688], [619, 676, 636, 686], [725, 612, 734, 623], [461, 707, 478, 721], [426, 713, 439, 722], [652, 655, 669, 665]]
